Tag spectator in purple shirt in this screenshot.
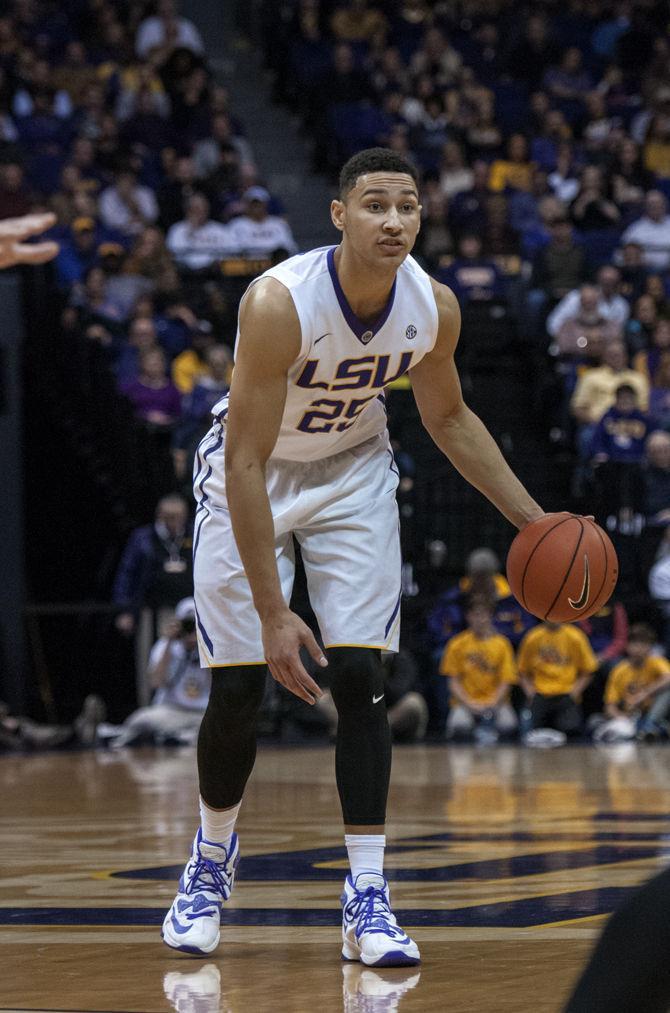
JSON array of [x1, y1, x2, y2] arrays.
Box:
[[120, 347, 182, 429], [591, 384, 652, 464]]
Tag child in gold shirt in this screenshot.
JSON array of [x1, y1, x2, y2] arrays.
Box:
[[440, 598, 517, 742], [596, 623, 670, 742], [518, 621, 598, 738]]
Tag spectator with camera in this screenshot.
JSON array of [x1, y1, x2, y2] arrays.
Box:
[[100, 598, 209, 747]]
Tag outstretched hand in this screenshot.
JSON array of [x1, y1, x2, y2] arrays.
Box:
[[0, 212, 59, 269], [262, 608, 327, 705]]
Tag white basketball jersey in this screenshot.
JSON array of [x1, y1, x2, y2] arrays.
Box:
[[212, 245, 439, 462]]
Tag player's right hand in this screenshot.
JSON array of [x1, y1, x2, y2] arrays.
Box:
[[0, 212, 59, 268], [262, 608, 327, 705]]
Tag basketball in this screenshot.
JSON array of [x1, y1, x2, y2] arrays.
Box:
[[506, 513, 618, 622]]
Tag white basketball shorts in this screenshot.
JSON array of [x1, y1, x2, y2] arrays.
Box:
[[192, 423, 402, 667]]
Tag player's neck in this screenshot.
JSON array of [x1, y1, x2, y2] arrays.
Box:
[[333, 244, 397, 323]]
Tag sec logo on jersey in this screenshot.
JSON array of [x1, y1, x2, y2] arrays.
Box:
[[405, 324, 417, 340]]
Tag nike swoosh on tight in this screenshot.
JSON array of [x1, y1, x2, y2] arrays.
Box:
[[372, 694, 385, 704]]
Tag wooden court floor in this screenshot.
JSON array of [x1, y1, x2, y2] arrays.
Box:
[[3, 742, 670, 1013]]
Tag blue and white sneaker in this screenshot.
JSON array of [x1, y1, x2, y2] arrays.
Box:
[[161, 829, 239, 955], [341, 872, 420, 968]]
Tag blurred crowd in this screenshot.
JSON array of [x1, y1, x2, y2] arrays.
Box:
[[7, 0, 670, 743], [0, 0, 297, 479]]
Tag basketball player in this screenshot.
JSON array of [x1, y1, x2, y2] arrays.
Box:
[[162, 148, 544, 965], [0, 212, 58, 268]]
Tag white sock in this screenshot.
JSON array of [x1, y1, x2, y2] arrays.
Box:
[[345, 834, 386, 880], [199, 797, 241, 848]]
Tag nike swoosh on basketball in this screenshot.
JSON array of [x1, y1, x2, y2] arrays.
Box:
[[314, 332, 332, 344], [372, 693, 385, 704], [568, 555, 590, 610]]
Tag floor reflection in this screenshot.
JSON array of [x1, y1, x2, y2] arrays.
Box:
[[162, 962, 422, 1013], [164, 962, 227, 1013], [342, 964, 421, 1012]]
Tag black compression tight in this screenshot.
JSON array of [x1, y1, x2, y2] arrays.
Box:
[[329, 647, 392, 826], [197, 666, 266, 809]]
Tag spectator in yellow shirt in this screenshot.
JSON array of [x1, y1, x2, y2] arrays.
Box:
[[172, 325, 216, 395], [599, 623, 670, 741], [489, 134, 534, 193], [439, 598, 518, 741], [518, 621, 597, 737]]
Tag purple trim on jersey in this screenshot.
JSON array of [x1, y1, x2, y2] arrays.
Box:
[[192, 429, 224, 657], [326, 247, 397, 344], [384, 589, 402, 638], [195, 603, 214, 654], [193, 429, 224, 559]]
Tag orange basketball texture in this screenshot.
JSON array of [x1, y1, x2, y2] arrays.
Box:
[[506, 513, 618, 622]]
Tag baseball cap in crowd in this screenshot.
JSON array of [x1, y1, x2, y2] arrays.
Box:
[[175, 597, 196, 621], [72, 216, 96, 233], [243, 185, 270, 203], [97, 241, 125, 258]]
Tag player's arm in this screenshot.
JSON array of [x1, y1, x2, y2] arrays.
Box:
[[448, 676, 482, 713], [518, 671, 536, 699], [409, 281, 544, 530], [225, 279, 326, 704], [632, 671, 670, 707], [570, 670, 594, 702]]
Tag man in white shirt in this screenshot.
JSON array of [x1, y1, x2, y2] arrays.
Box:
[[99, 169, 158, 237], [547, 265, 630, 338], [620, 190, 670, 271], [166, 192, 234, 270], [136, 0, 204, 59], [226, 187, 298, 260]]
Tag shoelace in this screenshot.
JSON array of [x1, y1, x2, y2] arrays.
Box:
[[185, 852, 231, 898], [345, 884, 405, 938]]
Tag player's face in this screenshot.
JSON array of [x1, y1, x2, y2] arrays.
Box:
[[332, 172, 421, 266]]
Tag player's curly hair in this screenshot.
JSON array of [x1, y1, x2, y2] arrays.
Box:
[[339, 147, 418, 199]]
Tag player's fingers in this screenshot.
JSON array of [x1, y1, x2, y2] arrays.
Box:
[[287, 657, 322, 703], [267, 657, 315, 705], [0, 212, 57, 239], [300, 628, 328, 669], [12, 240, 60, 264]]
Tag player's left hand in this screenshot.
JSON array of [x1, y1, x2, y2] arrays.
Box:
[[262, 607, 327, 705], [0, 212, 59, 269]]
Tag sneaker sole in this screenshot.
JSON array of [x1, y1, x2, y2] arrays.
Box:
[[161, 927, 220, 956], [363, 950, 421, 968], [341, 947, 421, 967]]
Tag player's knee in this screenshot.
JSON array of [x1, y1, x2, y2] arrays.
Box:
[[207, 666, 267, 727], [329, 647, 385, 716]]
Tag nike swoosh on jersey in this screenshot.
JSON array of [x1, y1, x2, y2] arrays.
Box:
[[314, 332, 332, 344], [568, 555, 590, 610], [372, 693, 385, 704]]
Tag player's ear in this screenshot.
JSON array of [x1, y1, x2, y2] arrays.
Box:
[[331, 198, 345, 232], [416, 202, 422, 233]]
